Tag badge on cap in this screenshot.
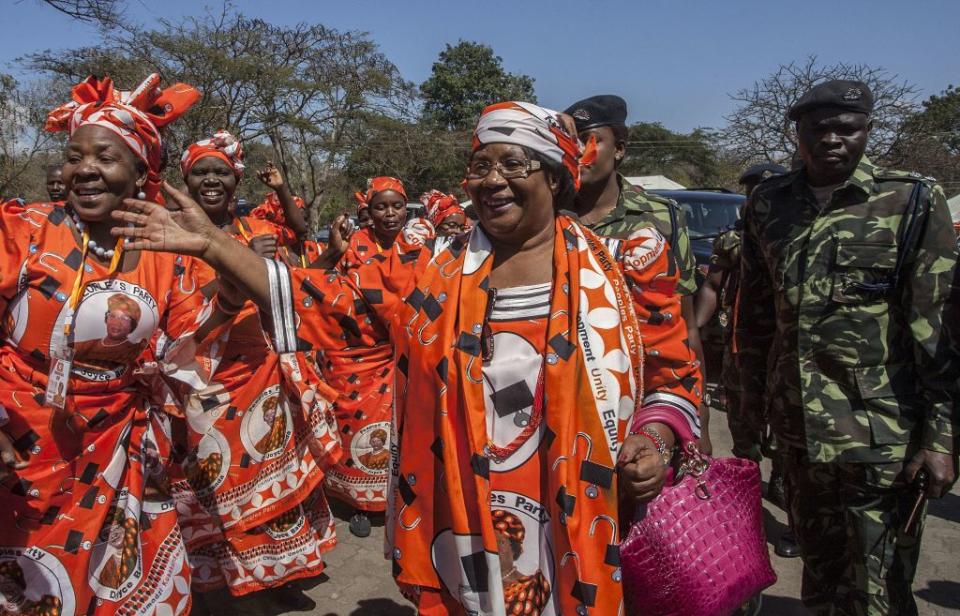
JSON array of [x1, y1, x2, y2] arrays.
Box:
[[571, 108, 590, 121], [843, 88, 863, 101]]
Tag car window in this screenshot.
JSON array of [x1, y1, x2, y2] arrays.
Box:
[[669, 195, 742, 238]]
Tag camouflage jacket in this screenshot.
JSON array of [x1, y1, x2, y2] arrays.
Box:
[[736, 157, 959, 464], [587, 175, 698, 296]]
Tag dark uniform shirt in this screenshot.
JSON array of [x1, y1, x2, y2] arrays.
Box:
[[587, 175, 698, 296], [736, 156, 959, 463]]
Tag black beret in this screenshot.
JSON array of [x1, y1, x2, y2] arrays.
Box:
[[738, 163, 788, 184], [564, 95, 627, 132], [788, 80, 874, 121]]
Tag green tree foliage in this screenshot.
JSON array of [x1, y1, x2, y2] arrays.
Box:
[[23, 6, 415, 225], [0, 73, 62, 198], [343, 114, 470, 206], [620, 122, 729, 187], [420, 41, 536, 131], [721, 56, 918, 166], [895, 85, 960, 196]]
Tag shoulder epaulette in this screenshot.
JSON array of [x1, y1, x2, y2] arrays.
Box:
[[874, 168, 937, 184]]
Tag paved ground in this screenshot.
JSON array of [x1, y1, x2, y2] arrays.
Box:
[[192, 388, 960, 615]]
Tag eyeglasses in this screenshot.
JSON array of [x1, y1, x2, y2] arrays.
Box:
[[465, 158, 542, 180]]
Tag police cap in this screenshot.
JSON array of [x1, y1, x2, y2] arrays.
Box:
[[564, 95, 628, 132], [788, 80, 874, 121]]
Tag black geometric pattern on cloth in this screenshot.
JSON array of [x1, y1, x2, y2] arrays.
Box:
[[399, 252, 420, 264], [13, 429, 39, 454], [488, 126, 515, 137], [29, 349, 44, 362], [456, 332, 482, 357], [396, 353, 409, 376], [80, 485, 99, 509], [200, 396, 220, 412], [361, 287, 383, 305], [87, 408, 110, 428], [460, 550, 490, 592], [301, 278, 326, 303], [470, 453, 490, 479], [543, 425, 557, 449], [405, 287, 425, 312], [40, 505, 60, 525], [399, 474, 417, 506], [489, 380, 534, 418], [681, 375, 698, 391], [556, 485, 576, 516], [239, 453, 251, 468], [548, 334, 575, 361], [38, 275, 60, 299], [225, 406, 238, 420], [646, 305, 664, 325], [173, 263, 186, 277], [64, 529, 83, 554], [338, 315, 361, 338], [605, 543, 621, 567], [580, 461, 615, 489], [47, 206, 66, 225], [64, 247, 83, 270], [79, 462, 99, 484], [11, 478, 31, 496], [354, 298, 369, 315], [572, 579, 598, 607], [430, 437, 444, 460], [297, 336, 313, 352], [436, 357, 448, 383], [422, 294, 443, 321]]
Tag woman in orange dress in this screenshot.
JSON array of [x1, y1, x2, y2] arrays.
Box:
[[341, 176, 410, 267], [0, 74, 237, 615], [112, 101, 702, 616], [240, 163, 321, 267], [170, 131, 343, 607], [421, 190, 467, 237]]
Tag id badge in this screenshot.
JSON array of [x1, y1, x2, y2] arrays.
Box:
[[44, 346, 74, 410]]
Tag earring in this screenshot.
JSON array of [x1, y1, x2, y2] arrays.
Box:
[[137, 190, 146, 200]]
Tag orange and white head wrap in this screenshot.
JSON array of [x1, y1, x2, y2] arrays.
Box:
[[354, 176, 407, 213], [471, 101, 596, 190], [45, 74, 201, 201], [180, 130, 245, 178], [420, 189, 464, 226]]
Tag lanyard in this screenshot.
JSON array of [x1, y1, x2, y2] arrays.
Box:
[[64, 229, 123, 336]]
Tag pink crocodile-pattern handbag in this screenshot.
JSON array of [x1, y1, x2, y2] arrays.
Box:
[[620, 443, 777, 616]]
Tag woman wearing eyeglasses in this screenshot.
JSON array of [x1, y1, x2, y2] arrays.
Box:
[[110, 101, 701, 616]]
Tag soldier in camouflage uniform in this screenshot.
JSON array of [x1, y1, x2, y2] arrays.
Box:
[[736, 80, 959, 615], [564, 95, 709, 449]]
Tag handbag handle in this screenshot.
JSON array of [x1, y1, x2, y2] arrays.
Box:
[[677, 441, 712, 501]]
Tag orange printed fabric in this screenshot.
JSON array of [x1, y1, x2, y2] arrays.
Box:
[[162, 229, 341, 596], [0, 202, 222, 615], [602, 228, 703, 431], [236, 215, 319, 267], [340, 222, 434, 271], [387, 216, 643, 615], [288, 243, 426, 511]]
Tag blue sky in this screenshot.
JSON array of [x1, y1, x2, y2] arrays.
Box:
[[5, 0, 958, 132]]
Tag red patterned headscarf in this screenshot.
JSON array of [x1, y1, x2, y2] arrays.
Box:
[[420, 190, 464, 226], [249, 192, 306, 245], [180, 130, 245, 178], [45, 74, 201, 201], [472, 101, 596, 190], [354, 176, 407, 212]]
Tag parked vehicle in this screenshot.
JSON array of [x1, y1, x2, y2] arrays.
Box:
[[650, 189, 745, 376]]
